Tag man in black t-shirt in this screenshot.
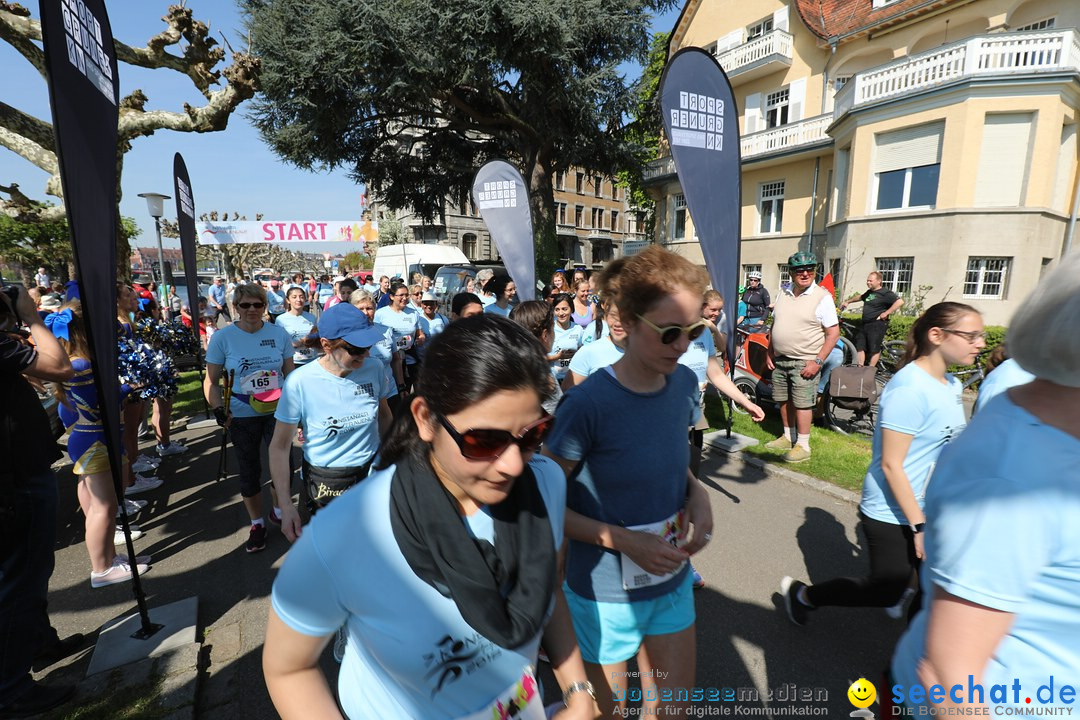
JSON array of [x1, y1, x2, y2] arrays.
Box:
[[0, 286, 79, 718], [839, 271, 905, 366]]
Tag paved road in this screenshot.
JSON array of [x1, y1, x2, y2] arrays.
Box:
[[41, 420, 903, 718]]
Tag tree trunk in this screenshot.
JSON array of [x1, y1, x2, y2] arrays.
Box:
[[522, 144, 558, 283]]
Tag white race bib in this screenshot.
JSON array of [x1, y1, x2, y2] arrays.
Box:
[[395, 333, 414, 350], [457, 667, 545, 720], [620, 509, 687, 591], [238, 370, 281, 394]]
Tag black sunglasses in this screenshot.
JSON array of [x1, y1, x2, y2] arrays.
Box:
[[342, 343, 370, 357], [791, 266, 816, 275], [237, 302, 265, 310], [437, 414, 555, 461], [635, 314, 707, 345]]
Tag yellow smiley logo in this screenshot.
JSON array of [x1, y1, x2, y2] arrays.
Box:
[[848, 678, 877, 708]]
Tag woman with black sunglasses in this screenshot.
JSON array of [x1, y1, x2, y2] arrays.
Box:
[[264, 315, 597, 719], [269, 303, 393, 540], [204, 283, 295, 554], [543, 245, 713, 718]]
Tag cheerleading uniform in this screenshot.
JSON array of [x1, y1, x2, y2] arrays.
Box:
[[60, 357, 130, 475]]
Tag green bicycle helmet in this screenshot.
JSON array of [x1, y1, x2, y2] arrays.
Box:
[[788, 251, 817, 268]]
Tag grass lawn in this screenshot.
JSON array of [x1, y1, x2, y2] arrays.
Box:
[[172, 369, 206, 418], [703, 394, 872, 493]]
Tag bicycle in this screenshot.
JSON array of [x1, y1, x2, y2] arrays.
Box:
[[820, 320, 876, 436]]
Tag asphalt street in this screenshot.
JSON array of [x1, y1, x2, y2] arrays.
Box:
[[37, 417, 903, 718]]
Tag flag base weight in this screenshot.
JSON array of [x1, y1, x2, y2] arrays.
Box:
[[86, 597, 198, 677]]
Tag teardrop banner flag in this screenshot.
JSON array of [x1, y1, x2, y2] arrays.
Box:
[[173, 154, 201, 349], [472, 160, 536, 301], [658, 48, 742, 366], [40, 0, 159, 635]]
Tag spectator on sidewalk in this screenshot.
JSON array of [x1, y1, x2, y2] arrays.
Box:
[[765, 251, 840, 463], [33, 267, 49, 289], [839, 271, 904, 367], [208, 276, 229, 324], [0, 285, 79, 717]]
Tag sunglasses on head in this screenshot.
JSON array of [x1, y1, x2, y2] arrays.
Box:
[[342, 343, 370, 357], [635, 314, 706, 344], [437, 414, 555, 461], [237, 301, 265, 310]]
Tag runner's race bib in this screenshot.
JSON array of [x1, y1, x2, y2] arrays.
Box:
[[559, 358, 572, 368], [621, 509, 687, 591], [394, 333, 414, 351], [238, 370, 281, 394], [458, 667, 545, 720]]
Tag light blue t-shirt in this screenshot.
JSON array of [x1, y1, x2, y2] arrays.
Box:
[[271, 457, 566, 719], [677, 328, 715, 422], [274, 311, 318, 365], [892, 395, 1080, 711], [205, 322, 292, 418], [316, 283, 335, 303], [975, 358, 1035, 414], [479, 292, 497, 307], [266, 288, 286, 315], [274, 359, 392, 467], [416, 312, 449, 359], [483, 303, 511, 317], [374, 306, 422, 365], [567, 336, 624, 379], [551, 322, 584, 381], [580, 319, 609, 346], [859, 363, 966, 525], [546, 366, 698, 602]]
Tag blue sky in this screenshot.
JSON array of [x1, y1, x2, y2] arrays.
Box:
[[0, 1, 680, 252]]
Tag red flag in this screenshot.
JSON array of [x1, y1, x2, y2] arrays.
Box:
[[820, 272, 835, 296]]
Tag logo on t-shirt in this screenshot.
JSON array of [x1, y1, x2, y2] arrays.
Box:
[[321, 411, 374, 439], [356, 382, 375, 398], [422, 632, 502, 699], [259, 339, 277, 348]]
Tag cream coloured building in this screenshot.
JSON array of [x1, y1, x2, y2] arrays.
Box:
[[644, 0, 1080, 325]]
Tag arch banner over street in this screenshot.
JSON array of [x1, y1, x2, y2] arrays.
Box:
[[197, 219, 379, 245]]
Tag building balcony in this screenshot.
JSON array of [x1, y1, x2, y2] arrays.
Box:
[[587, 230, 614, 241], [741, 113, 833, 162], [642, 155, 676, 186], [556, 223, 578, 236], [835, 29, 1080, 118], [716, 29, 793, 84]]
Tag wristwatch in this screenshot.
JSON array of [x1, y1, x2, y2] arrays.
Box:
[[910, 523, 926, 534], [564, 680, 596, 706]]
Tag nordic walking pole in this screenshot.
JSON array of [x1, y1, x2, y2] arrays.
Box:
[[216, 369, 233, 482]]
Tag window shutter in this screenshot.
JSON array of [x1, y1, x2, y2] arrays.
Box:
[[974, 113, 1033, 207], [717, 29, 745, 53], [874, 122, 945, 174], [788, 78, 806, 122], [773, 5, 789, 31], [744, 92, 761, 134]]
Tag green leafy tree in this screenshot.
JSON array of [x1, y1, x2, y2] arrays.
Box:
[[0, 212, 139, 283], [242, 0, 673, 277]]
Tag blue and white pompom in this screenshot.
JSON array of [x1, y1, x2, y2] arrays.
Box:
[[135, 318, 200, 356], [117, 337, 178, 400]]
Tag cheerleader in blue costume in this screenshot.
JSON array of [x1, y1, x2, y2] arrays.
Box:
[[48, 302, 151, 588]]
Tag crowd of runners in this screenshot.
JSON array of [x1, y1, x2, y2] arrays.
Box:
[[2, 246, 1077, 719]]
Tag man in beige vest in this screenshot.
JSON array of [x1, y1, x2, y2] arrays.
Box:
[[765, 251, 840, 463]]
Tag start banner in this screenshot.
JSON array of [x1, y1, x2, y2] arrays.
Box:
[[197, 219, 379, 245]]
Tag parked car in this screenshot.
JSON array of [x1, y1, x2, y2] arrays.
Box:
[[372, 243, 470, 284]]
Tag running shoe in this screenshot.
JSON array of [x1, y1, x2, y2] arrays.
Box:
[[125, 475, 163, 495], [780, 576, 810, 626], [691, 565, 705, 590], [136, 454, 161, 467], [114, 524, 144, 545], [268, 509, 283, 527], [90, 557, 151, 588], [246, 524, 267, 553], [156, 441, 188, 456], [131, 458, 159, 474], [885, 588, 916, 620], [116, 499, 145, 519]]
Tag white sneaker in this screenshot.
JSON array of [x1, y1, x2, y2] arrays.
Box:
[[115, 499, 145, 519], [125, 475, 163, 496], [136, 454, 161, 467], [885, 588, 916, 619], [90, 557, 150, 588], [131, 458, 158, 474], [156, 442, 188, 457], [116, 553, 151, 565], [114, 524, 144, 544]]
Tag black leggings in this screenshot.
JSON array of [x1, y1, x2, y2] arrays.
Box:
[[805, 512, 921, 619]]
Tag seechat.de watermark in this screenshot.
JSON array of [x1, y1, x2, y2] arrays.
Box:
[[891, 677, 1076, 716]]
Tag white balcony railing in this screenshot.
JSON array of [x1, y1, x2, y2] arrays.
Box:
[[643, 155, 676, 182], [741, 113, 833, 159], [716, 29, 793, 76], [835, 29, 1080, 116]]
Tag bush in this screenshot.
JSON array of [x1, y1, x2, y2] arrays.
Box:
[[841, 313, 1006, 361]]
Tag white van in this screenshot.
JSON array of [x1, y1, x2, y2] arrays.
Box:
[[372, 243, 470, 284]]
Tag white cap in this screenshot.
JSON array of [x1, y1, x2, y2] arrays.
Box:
[[421, 291, 437, 303]]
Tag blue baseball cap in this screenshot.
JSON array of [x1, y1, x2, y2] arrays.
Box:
[[317, 303, 385, 348]]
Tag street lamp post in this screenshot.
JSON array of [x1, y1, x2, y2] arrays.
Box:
[[138, 192, 171, 309]]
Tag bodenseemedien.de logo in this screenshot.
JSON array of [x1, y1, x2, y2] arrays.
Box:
[[891, 677, 1076, 716]]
